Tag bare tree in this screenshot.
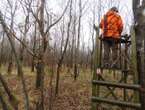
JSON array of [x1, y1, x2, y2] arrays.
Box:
[[6, 0, 18, 74], [25, 0, 70, 109], [90, 1, 96, 72], [133, 0, 145, 109], [0, 86, 14, 110], [0, 73, 18, 109], [0, 32, 5, 67], [73, 0, 82, 80], [55, 0, 72, 95], [70, 15, 77, 69], [0, 11, 30, 110], [18, 0, 32, 70], [31, 21, 37, 72]]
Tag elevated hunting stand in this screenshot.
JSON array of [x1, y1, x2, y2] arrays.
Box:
[[92, 27, 143, 110]]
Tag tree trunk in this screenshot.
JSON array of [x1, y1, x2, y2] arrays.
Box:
[[0, 12, 30, 110], [31, 22, 37, 72], [0, 73, 18, 110], [74, 0, 82, 80], [35, 0, 46, 110], [7, 4, 16, 75], [7, 58, 13, 74], [0, 33, 5, 67], [0, 88, 14, 110], [55, 0, 72, 95], [48, 65, 54, 110], [133, 1, 145, 109]]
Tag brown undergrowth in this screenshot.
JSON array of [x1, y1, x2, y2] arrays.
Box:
[[0, 67, 91, 110]]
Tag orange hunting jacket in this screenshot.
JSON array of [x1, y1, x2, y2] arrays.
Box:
[[99, 10, 123, 39]]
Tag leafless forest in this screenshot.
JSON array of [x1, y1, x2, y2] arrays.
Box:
[[0, 0, 145, 110]]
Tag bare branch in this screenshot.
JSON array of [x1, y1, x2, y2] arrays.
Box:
[[44, 0, 70, 36], [6, 0, 13, 9], [0, 11, 37, 58], [0, 10, 30, 110]]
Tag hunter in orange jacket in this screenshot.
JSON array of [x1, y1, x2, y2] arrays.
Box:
[[100, 7, 123, 39], [99, 7, 123, 69]]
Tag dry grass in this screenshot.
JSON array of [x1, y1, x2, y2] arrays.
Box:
[[0, 66, 136, 110], [0, 66, 92, 110]]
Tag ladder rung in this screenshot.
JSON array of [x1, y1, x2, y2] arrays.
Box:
[[99, 67, 130, 71], [122, 70, 130, 73], [100, 67, 121, 70], [92, 97, 141, 108], [92, 80, 140, 90]]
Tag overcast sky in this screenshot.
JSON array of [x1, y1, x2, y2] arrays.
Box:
[[0, 0, 133, 48], [50, 0, 133, 47]]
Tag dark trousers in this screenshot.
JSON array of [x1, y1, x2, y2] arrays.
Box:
[[103, 38, 119, 65]]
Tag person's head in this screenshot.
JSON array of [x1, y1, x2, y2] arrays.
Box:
[[110, 7, 119, 13]]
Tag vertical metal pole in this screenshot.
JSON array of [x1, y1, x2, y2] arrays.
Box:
[[96, 39, 103, 110], [92, 27, 100, 110], [130, 26, 140, 110], [119, 40, 122, 69]]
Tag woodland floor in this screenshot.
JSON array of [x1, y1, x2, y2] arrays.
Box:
[[0, 66, 92, 110]]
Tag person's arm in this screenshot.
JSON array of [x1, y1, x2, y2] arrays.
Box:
[[118, 16, 123, 35]]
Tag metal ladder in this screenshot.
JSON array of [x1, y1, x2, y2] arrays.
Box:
[[92, 28, 142, 110]]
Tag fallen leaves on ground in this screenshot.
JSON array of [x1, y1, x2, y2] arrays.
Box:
[[2, 69, 91, 110]]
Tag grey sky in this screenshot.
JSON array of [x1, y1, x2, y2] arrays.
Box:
[[0, 0, 133, 48]]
